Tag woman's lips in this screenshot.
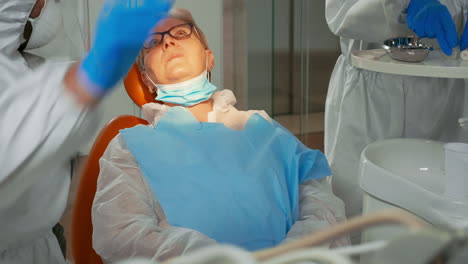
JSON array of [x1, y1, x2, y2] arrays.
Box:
[[167, 53, 183, 62]]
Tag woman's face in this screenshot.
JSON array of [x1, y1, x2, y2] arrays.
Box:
[[143, 18, 214, 85]]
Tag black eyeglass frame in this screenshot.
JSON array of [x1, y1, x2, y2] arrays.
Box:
[[143, 23, 195, 49]]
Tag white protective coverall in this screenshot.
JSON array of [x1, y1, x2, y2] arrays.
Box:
[[92, 90, 350, 263], [0, 0, 99, 262], [325, 0, 468, 231]]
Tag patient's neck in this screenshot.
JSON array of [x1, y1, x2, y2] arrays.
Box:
[[164, 100, 213, 122]]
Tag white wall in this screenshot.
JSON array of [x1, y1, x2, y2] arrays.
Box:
[[79, 0, 223, 154]]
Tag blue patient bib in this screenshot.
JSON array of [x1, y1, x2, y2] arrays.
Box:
[[121, 107, 330, 250]]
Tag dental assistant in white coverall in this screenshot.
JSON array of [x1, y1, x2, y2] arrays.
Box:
[[325, 0, 468, 242], [0, 0, 172, 262]]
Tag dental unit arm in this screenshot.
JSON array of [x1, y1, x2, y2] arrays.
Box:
[[158, 209, 468, 264]]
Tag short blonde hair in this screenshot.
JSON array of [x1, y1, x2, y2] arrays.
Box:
[[136, 8, 209, 72]]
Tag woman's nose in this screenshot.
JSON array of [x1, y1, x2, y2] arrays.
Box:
[[162, 35, 177, 50]]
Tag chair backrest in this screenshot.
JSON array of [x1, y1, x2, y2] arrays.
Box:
[[71, 115, 148, 264], [123, 63, 157, 107], [71, 63, 152, 264]]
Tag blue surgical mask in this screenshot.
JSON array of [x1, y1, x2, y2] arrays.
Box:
[[147, 70, 217, 106]]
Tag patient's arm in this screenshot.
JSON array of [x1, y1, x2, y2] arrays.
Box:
[[285, 178, 350, 247], [92, 134, 216, 263]]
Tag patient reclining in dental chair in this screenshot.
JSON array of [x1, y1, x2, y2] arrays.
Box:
[[91, 8, 349, 263]]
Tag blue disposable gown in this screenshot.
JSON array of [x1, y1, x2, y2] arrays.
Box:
[[92, 90, 349, 263], [0, 0, 99, 262], [121, 107, 332, 251]]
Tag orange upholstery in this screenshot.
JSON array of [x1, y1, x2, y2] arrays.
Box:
[[71, 115, 148, 264], [71, 63, 152, 264], [123, 64, 157, 107]]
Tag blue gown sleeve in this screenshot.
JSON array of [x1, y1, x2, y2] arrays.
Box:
[[272, 120, 331, 183], [271, 121, 349, 247]]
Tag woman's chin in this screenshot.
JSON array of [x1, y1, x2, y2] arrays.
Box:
[[166, 71, 197, 83]]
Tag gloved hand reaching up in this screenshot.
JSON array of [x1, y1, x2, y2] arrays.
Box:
[[78, 0, 173, 97], [406, 0, 458, 55]]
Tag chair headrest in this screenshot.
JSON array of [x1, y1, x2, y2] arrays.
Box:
[[123, 64, 157, 107]]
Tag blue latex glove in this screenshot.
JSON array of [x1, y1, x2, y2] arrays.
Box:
[[79, 0, 173, 97], [406, 0, 458, 55], [460, 11, 468, 51]]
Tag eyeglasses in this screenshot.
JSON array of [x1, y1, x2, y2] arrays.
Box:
[[144, 23, 194, 49]]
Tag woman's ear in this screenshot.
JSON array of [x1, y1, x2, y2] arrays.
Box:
[[141, 71, 156, 93], [206, 49, 215, 71]]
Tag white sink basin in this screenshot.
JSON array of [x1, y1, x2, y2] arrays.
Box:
[[359, 138, 468, 230]]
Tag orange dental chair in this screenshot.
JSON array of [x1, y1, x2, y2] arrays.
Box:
[[71, 64, 155, 264]]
